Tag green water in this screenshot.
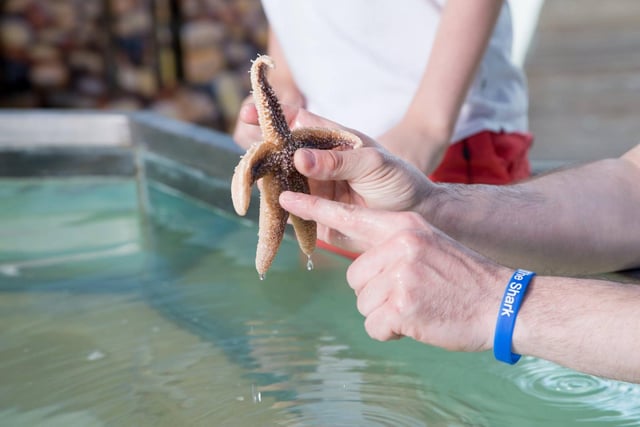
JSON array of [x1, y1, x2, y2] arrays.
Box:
[[0, 178, 638, 426]]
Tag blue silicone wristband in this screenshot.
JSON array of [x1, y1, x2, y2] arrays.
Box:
[[493, 269, 536, 364]]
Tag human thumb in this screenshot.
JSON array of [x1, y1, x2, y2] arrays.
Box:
[[294, 147, 383, 183]]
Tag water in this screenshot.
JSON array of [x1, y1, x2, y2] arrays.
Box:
[[0, 178, 638, 426]]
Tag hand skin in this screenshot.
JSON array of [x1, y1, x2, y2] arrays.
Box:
[[279, 191, 640, 383]]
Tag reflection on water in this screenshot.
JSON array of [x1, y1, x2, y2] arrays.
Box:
[[0, 178, 638, 426]]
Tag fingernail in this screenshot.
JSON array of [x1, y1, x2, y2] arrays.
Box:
[[296, 149, 316, 169]]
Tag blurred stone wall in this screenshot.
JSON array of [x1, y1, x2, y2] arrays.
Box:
[[0, 0, 268, 132]]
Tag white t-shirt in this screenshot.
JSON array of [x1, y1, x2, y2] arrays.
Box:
[[261, 0, 528, 143]]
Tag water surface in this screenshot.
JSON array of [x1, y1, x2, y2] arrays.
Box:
[[0, 178, 638, 426]]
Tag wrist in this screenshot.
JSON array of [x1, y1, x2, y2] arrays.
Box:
[[509, 274, 555, 361], [402, 110, 454, 148], [493, 269, 536, 364], [418, 182, 458, 232], [480, 265, 515, 352], [399, 115, 453, 174]]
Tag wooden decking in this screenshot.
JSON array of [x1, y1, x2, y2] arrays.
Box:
[[525, 0, 640, 163]]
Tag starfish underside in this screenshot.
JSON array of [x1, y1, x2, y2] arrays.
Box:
[[231, 55, 362, 278]]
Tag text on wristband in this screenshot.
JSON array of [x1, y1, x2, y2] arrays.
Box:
[[500, 281, 522, 317]]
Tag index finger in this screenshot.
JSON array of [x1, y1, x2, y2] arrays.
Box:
[[279, 191, 415, 248]]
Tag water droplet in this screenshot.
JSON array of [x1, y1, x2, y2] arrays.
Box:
[[259, 273, 265, 281], [251, 384, 262, 403], [306, 256, 314, 271]]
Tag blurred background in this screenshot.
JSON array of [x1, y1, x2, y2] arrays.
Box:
[[0, 0, 267, 132], [1, 0, 639, 163], [525, 0, 640, 164]]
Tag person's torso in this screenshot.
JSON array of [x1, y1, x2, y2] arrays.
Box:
[[261, 0, 528, 141]]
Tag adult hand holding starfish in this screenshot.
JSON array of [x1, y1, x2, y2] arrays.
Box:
[[231, 56, 362, 278], [237, 101, 434, 209], [237, 101, 441, 255]]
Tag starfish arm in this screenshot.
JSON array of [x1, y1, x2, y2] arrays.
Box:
[[232, 55, 364, 277], [231, 142, 275, 216], [284, 171, 317, 256], [251, 55, 291, 145], [256, 173, 288, 276], [290, 214, 317, 257], [291, 127, 363, 151]]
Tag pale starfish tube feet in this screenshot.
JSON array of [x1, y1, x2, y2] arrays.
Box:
[[231, 55, 362, 278]]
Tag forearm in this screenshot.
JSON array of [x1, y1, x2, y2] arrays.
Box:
[[424, 155, 640, 274], [513, 274, 640, 382], [403, 0, 503, 141]]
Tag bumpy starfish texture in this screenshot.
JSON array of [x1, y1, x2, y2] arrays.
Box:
[[231, 55, 362, 278]]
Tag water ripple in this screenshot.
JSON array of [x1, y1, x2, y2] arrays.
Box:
[[510, 357, 640, 423]]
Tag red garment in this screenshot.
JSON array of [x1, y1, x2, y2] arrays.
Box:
[[318, 131, 534, 259], [429, 131, 533, 184]]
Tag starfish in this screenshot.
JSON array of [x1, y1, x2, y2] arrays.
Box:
[[231, 55, 362, 279]]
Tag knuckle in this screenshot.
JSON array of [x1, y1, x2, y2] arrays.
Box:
[[389, 286, 410, 315], [394, 229, 426, 259], [367, 147, 387, 167], [345, 264, 359, 289], [364, 317, 387, 341], [336, 200, 359, 221], [401, 211, 427, 229], [396, 229, 421, 246], [388, 272, 419, 315], [308, 196, 324, 214], [321, 150, 343, 175]]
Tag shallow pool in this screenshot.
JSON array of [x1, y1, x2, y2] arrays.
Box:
[[1, 178, 638, 426]]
